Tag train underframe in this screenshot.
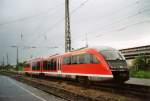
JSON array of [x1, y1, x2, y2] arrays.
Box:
[[112, 70, 129, 83], [22, 69, 129, 84]]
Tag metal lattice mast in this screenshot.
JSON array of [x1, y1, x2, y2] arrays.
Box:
[[65, 0, 71, 52]]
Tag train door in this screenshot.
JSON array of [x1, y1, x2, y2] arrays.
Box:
[[57, 57, 62, 75], [40, 60, 43, 73]]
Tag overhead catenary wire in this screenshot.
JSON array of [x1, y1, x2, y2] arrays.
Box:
[[72, 1, 145, 36], [73, 18, 150, 48], [89, 1, 150, 33], [93, 19, 150, 38], [23, 0, 90, 59], [72, 5, 150, 44], [25, 5, 65, 42], [2, 0, 150, 62], [73, 18, 150, 46], [91, 7, 150, 35], [0, 2, 64, 27], [72, 0, 143, 36], [22, 0, 140, 47], [71, 0, 142, 42], [27, 0, 150, 53], [26, 0, 90, 46]]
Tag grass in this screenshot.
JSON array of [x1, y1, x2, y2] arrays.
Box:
[[130, 70, 150, 79]]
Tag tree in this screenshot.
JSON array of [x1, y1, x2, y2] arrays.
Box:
[[133, 55, 150, 70], [17, 61, 27, 71]]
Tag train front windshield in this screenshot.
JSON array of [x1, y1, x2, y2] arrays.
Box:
[[100, 50, 128, 70], [100, 50, 125, 61]]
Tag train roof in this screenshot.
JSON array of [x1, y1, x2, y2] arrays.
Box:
[[91, 46, 117, 51], [70, 46, 117, 52], [26, 46, 118, 61], [61, 46, 117, 55]]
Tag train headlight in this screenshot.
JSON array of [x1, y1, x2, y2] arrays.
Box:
[[119, 65, 123, 68]]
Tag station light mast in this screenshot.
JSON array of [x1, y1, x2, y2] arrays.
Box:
[[65, 0, 71, 52]]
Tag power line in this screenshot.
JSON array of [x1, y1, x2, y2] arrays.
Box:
[[70, 0, 143, 44], [73, 18, 150, 44], [72, 6, 150, 43], [27, 0, 90, 46], [70, 0, 89, 14], [25, 4, 65, 41], [71, 0, 141, 36], [91, 7, 150, 34], [77, 19, 150, 46], [29, 0, 146, 51], [74, 1, 150, 40], [0, 2, 64, 27], [97, 0, 140, 20], [95, 19, 150, 37]]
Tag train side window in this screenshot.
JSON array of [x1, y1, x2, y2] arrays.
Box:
[[91, 55, 100, 64], [47, 61, 51, 70], [76, 55, 80, 64], [50, 59, 53, 70], [64, 57, 71, 65], [49, 59, 56, 70], [50, 59, 53, 68], [53, 59, 57, 70], [32, 62, 35, 70], [79, 54, 85, 64], [84, 54, 91, 64], [71, 55, 78, 64], [37, 61, 40, 70], [78, 53, 100, 64], [43, 61, 48, 70]]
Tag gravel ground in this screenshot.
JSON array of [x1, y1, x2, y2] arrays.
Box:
[[0, 71, 148, 101]]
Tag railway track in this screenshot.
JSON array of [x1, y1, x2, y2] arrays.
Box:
[[41, 75, 150, 98], [91, 82, 150, 99], [54, 78, 150, 100], [21, 74, 150, 100], [1, 71, 150, 101]]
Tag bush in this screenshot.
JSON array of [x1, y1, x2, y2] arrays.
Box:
[[130, 70, 150, 78], [133, 55, 150, 70]]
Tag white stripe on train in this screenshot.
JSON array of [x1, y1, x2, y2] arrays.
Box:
[[21, 71, 113, 78]]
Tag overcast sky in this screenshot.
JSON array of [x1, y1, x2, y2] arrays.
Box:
[[0, 0, 150, 64]]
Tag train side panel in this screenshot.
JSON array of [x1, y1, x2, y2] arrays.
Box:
[[61, 49, 113, 78]]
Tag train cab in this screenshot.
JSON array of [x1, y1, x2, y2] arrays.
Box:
[[97, 46, 129, 81]]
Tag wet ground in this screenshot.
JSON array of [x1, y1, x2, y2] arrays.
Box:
[[0, 75, 65, 101], [126, 78, 150, 86]]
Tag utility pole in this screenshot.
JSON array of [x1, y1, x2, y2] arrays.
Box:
[[3, 56, 4, 66], [85, 33, 88, 47], [65, 0, 71, 52], [2, 56, 5, 70], [6, 53, 9, 65], [21, 33, 23, 41], [11, 46, 19, 71], [17, 47, 19, 66]]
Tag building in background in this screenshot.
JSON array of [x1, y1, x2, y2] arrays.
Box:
[[120, 45, 150, 67]]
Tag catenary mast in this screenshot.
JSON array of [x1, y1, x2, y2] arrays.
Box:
[[65, 0, 71, 52]]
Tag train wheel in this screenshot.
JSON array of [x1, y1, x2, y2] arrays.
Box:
[[76, 76, 90, 85], [116, 80, 125, 84], [39, 73, 45, 79]]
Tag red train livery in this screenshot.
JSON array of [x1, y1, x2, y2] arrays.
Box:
[[23, 46, 129, 82]]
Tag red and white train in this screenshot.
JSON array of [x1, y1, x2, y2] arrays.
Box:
[[23, 46, 129, 82]]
